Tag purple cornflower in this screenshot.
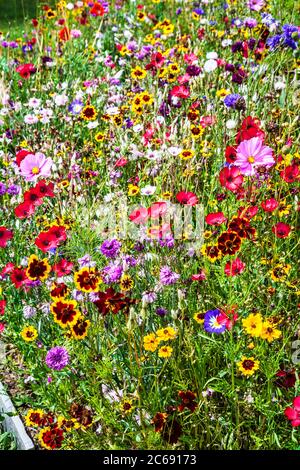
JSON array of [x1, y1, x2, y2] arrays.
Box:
[[0, 183, 7, 195], [204, 310, 226, 334], [7, 184, 21, 195], [224, 93, 245, 110], [159, 266, 180, 285], [45, 346, 69, 371], [68, 99, 83, 115], [244, 17, 257, 28], [156, 307, 168, 317], [100, 239, 121, 259]]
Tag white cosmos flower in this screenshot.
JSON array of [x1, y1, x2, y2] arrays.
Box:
[[141, 185, 156, 196], [206, 51, 218, 59], [203, 59, 218, 73]]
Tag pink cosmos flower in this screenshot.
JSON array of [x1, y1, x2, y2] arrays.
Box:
[[235, 137, 274, 176], [20, 152, 53, 182], [247, 0, 265, 11]]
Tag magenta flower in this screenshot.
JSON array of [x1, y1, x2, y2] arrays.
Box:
[[235, 137, 274, 176], [247, 0, 265, 11], [20, 152, 53, 182]]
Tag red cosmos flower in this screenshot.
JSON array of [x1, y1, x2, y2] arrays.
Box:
[[24, 188, 43, 207], [129, 207, 148, 224], [0, 227, 13, 248], [219, 166, 243, 192], [16, 149, 32, 166], [280, 164, 299, 183], [0, 300, 6, 316], [205, 212, 227, 226], [35, 231, 58, 252], [16, 63, 36, 79], [225, 146, 237, 164], [285, 397, 300, 427], [14, 201, 35, 219], [170, 85, 190, 99], [53, 259, 74, 277], [90, 2, 105, 16], [10, 267, 29, 288], [261, 198, 279, 212], [224, 257, 246, 277], [272, 222, 291, 238], [178, 391, 197, 412], [176, 191, 198, 206], [59, 27, 70, 41], [35, 179, 55, 198], [148, 202, 168, 219]]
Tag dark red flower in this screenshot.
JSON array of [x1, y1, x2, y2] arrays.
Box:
[[275, 369, 296, 389], [40, 426, 64, 449], [70, 403, 93, 427], [219, 166, 243, 192], [146, 52, 165, 70], [94, 288, 134, 316], [14, 201, 35, 219], [228, 217, 256, 239], [237, 206, 258, 219], [217, 231, 241, 256], [178, 390, 197, 412], [272, 222, 291, 238], [151, 412, 168, 432], [0, 227, 13, 248]]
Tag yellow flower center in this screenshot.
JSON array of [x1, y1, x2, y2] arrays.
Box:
[[31, 166, 40, 174], [248, 156, 255, 163]]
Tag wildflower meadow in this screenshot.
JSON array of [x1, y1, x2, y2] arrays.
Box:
[[0, 0, 299, 452]]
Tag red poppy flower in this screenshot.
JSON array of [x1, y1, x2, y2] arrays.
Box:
[[237, 206, 258, 219], [176, 191, 198, 206], [261, 198, 279, 212], [14, 201, 35, 219], [285, 397, 300, 427], [48, 225, 67, 242], [35, 179, 55, 198], [0, 227, 13, 248], [225, 146, 237, 164], [224, 257, 246, 276], [236, 116, 265, 144], [148, 202, 168, 219], [280, 164, 299, 183], [35, 231, 58, 252], [129, 207, 148, 224], [205, 212, 227, 226], [272, 222, 291, 238], [16, 149, 32, 166], [24, 188, 44, 207], [53, 259, 73, 277], [16, 63, 36, 79], [10, 267, 29, 288], [0, 300, 6, 316], [90, 2, 105, 16], [219, 166, 243, 192]]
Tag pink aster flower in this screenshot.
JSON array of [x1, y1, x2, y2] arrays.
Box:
[[235, 137, 274, 176], [20, 152, 53, 182]]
